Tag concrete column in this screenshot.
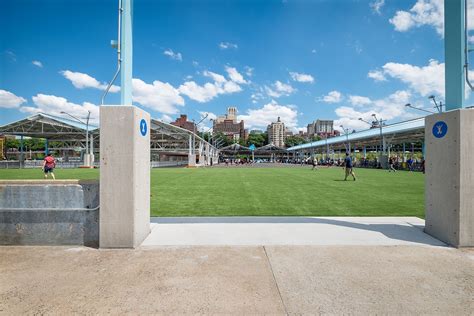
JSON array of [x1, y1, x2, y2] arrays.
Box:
[[205, 143, 210, 165], [20, 136, 24, 168], [402, 143, 406, 162], [425, 109, 474, 247], [198, 142, 204, 165], [188, 134, 196, 167], [100, 105, 150, 248]]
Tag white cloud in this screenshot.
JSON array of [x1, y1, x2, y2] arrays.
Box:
[[32, 60, 43, 68], [179, 82, 220, 103], [334, 90, 412, 132], [198, 111, 217, 121], [349, 95, 372, 106], [318, 90, 342, 103], [244, 66, 254, 77], [163, 49, 183, 61], [389, 0, 473, 36], [225, 66, 248, 84], [289, 72, 315, 83], [132, 78, 185, 114], [370, 0, 385, 15], [251, 92, 265, 104], [219, 42, 238, 50], [238, 100, 299, 130], [21, 94, 99, 124], [179, 70, 243, 103], [368, 70, 387, 82], [61, 70, 120, 93], [0, 90, 27, 109], [390, 0, 444, 35], [265, 81, 296, 98], [382, 59, 444, 97], [160, 114, 173, 123], [5, 50, 16, 62]]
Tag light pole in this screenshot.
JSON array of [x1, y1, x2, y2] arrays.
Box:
[[61, 111, 92, 166], [405, 103, 436, 114], [428, 95, 443, 113], [371, 114, 384, 154], [358, 117, 372, 126], [339, 125, 350, 153]]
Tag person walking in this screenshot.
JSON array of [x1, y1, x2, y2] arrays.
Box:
[[344, 152, 356, 181], [311, 156, 318, 170], [42, 153, 56, 180], [407, 157, 414, 172], [388, 156, 397, 172]]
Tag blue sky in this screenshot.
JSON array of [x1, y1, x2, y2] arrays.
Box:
[[1, 0, 473, 132]]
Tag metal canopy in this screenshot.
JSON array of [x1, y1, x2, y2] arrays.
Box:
[[150, 119, 215, 153], [254, 143, 287, 154], [288, 117, 426, 152], [0, 113, 97, 142], [220, 143, 251, 154]]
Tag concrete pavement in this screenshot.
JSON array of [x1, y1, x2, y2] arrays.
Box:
[[144, 217, 446, 246], [1, 217, 473, 314], [1, 245, 473, 314]]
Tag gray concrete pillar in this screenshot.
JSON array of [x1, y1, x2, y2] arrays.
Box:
[[425, 109, 474, 247], [188, 134, 196, 167], [99, 106, 150, 248]]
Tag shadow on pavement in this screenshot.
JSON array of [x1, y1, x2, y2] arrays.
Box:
[[150, 216, 446, 247]]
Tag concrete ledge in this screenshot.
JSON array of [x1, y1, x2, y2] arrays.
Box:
[[0, 180, 99, 247], [0, 179, 98, 185]]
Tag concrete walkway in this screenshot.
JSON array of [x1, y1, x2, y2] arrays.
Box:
[[1, 245, 473, 314], [2, 217, 473, 314], [143, 217, 446, 247]]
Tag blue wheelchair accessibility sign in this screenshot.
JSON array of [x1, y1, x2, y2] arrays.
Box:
[[140, 119, 147, 136], [432, 121, 447, 139]]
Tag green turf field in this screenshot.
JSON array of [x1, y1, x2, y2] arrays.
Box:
[[0, 167, 424, 217]]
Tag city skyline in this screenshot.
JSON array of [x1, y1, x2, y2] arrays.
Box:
[[1, 0, 473, 133]]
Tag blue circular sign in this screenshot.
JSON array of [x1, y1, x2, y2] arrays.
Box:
[[432, 121, 447, 138], [139, 119, 147, 136]]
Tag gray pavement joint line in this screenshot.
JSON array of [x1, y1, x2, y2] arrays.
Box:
[[263, 246, 289, 316]]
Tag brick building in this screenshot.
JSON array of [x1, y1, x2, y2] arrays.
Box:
[[213, 107, 248, 141], [170, 114, 196, 132]]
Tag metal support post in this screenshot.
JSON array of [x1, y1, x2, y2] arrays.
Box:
[[120, 0, 133, 105], [444, 0, 466, 110]]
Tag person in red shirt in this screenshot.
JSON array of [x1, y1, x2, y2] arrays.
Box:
[[42, 153, 56, 180]]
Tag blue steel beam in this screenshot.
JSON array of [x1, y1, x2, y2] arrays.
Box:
[[120, 0, 133, 105], [444, 0, 465, 110]]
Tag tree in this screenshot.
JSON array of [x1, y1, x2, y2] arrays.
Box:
[[213, 132, 233, 147], [247, 133, 266, 147], [5, 138, 20, 150], [285, 135, 306, 147]]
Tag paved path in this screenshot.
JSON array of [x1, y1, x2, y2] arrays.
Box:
[[1, 245, 473, 314], [143, 217, 446, 247], [2, 217, 473, 314]]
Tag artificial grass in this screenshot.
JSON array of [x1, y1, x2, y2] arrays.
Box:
[[0, 166, 424, 217]]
